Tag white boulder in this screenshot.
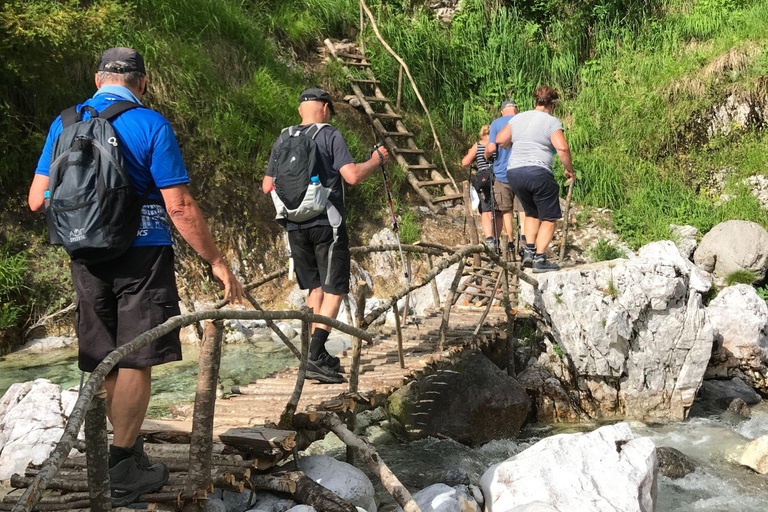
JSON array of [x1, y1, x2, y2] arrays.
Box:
[[520, 241, 714, 420], [694, 220, 768, 281], [739, 435, 768, 474], [669, 224, 698, 260], [0, 379, 79, 480], [398, 483, 480, 512], [706, 284, 768, 392], [480, 423, 657, 512], [299, 455, 376, 512]]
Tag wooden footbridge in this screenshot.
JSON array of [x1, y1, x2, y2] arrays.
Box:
[[6, 239, 536, 512]]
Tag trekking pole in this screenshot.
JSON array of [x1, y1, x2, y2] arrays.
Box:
[[559, 179, 575, 262], [375, 142, 409, 283]]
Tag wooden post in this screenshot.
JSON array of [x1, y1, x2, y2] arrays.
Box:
[[279, 312, 310, 429], [396, 65, 403, 113], [349, 283, 368, 393], [359, 0, 365, 56], [426, 254, 440, 308], [559, 181, 574, 262], [84, 388, 110, 512], [393, 304, 405, 368], [185, 320, 224, 511], [438, 259, 465, 351]]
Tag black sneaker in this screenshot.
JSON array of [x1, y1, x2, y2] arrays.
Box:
[[522, 247, 534, 268], [110, 442, 169, 507], [532, 257, 560, 273], [307, 356, 346, 384], [319, 351, 341, 372]]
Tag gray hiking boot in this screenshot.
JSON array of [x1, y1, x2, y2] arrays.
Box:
[[522, 246, 534, 268], [532, 257, 560, 273], [110, 438, 169, 507], [484, 237, 498, 252], [307, 356, 346, 384], [319, 351, 341, 372]]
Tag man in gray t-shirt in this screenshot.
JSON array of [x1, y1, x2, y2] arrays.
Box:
[[262, 88, 389, 383]]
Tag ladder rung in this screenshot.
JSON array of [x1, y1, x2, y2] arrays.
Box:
[[395, 148, 424, 155], [419, 179, 452, 187], [371, 113, 403, 120], [347, 61, 371, 67], [337, 51, 365, 60], [350, 78, 381, 84], [408, 164, 438, 171], [382, 131, 414, 137], [364, 96, 390, 103], [432, 194, 463, 203]]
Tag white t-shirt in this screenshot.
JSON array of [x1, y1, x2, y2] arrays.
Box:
[[506, 110, 564, 173]]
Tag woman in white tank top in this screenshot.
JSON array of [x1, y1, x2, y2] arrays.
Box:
[[495, 86, 575, 273]]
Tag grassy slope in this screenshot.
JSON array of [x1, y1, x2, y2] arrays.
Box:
[[1, 0, 767, 348]]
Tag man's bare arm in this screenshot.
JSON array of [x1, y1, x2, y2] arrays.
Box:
[[28, 174, 49, 212], [339, 146, 390, 185], [161, 184, 244, 303]]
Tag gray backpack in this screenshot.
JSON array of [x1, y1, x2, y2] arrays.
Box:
[[46, 101, 148, 264]]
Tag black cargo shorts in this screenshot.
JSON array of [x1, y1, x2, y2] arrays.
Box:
[[71, 246, 182, 372]]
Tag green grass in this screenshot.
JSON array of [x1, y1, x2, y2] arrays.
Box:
[[589, 239, 625, 262], [725, 270, 758, 286]]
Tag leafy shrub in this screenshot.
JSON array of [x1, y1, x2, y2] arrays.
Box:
[[0, 250, 28, 330]]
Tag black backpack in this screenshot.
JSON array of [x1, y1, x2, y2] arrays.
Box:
[[269, 123, 336, 224], [46, 101, 148, 265], [472, 166, 494, 191]]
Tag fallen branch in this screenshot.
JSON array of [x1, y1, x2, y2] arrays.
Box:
[[315, 412, 421, 512], [349, 244, 447, 257], [23, 303, 76, 339], [245, 291, 301, 360]]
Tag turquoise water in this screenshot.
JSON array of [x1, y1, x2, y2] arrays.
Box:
[[0, 338, 296, 419]]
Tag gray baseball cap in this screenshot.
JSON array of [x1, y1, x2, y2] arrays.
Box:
[[500, 100, 517, 110]]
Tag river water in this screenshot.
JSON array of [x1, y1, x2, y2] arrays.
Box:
[[2, 343, 767, 511]]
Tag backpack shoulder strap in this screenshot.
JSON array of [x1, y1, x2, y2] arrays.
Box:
[[307, 123, 330, 140], [60, 107, 80, 128], [98, 100, 143, 121]]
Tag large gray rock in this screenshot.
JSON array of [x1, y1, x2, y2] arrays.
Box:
[[386, 352, 530, 444], [244, 492, 296, 512], [690, 377, 762, 417], [694, 220, 768, 281], [705, 284, 768, 392], [0, 379, 79, 480], [480, 423, 657, 512], [298, 455, 376, 512], [398, 483, 480, 512], [520, 241, 714, 420]]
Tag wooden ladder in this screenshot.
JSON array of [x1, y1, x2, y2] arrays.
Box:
[[324, 39, 461, 213]]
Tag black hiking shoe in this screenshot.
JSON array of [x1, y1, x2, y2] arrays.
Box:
[[110, 440, 169, 507], [532, 257, 560, 273], [522, 247, 534, 268], [319, 351, 341, 372], [307, 356, 346, 384]]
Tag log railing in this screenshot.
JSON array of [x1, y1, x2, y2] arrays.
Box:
[[12, 242, 536, 512]]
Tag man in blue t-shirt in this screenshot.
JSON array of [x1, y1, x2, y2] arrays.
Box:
[[28, 47, 244, 506], [485, 100, 526, 253]]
